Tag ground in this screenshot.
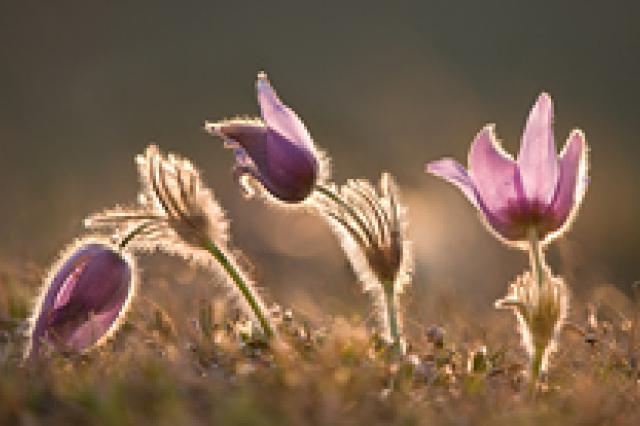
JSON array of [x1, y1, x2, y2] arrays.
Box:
[[1, 258, 639, 426]]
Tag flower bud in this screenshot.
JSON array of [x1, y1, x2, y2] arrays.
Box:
[[206, 73, 324, 204], [27, 241, 134, 358]]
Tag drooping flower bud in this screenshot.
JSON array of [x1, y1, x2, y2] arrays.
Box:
[[26, 240, 135, 358], [206, 72, 328, 204]]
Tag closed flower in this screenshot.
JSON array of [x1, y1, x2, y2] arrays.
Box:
[[26, 240, 135, 358], [206, 72, 327, 204]]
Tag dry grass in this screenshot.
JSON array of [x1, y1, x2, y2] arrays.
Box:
[[1, 257, 639, 426]]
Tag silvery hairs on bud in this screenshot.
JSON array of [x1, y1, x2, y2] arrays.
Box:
[[85, 145, 269, 332], [317, 173, 413, 345], [25, 237, 137, 359], [496, 270, 569, 379]]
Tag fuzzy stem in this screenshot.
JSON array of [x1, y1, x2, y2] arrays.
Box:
[[531, 343, 545, 383], [527, 227, 547, 382], [383, 282, 401, 354], [527, 228, 544, 290], [200, 238, 274, 339]]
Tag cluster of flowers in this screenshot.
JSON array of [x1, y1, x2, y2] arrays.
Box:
[[26, 73, 588, 382]]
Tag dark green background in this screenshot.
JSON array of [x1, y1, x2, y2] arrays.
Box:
[[1, 1, 638, 320]]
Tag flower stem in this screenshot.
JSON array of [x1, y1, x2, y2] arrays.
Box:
[[531, 343, 544, 382], [383, 283, 402, 354], [200, 238, 274, 339], [527, 227, 544, 289], [118, 221, 154, 249], [527, 227, 548, 382]]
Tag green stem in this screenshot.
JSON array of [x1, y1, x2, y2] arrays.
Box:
[[531, 343, 544, 383], [118, 221, 154, 249], [384, 283, 401, 354], [201, 238, 274, 339]]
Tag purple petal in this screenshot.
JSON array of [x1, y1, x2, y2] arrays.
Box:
[[208, 120, 270, 172], [468, 126, 520, 226], [256, 72, 314, 149], [547, 129, 587, 230], [517, 92, 559, 206], [64, 308, 124, 350], [30, 244, 132, 356], [53, 263, 83, 311], [208, 117, 318, 203], [257, 129, 318, 202], [426, 158, 479, 208]]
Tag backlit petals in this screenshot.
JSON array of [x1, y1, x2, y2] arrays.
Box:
[[517, 93, 559, 206], [425, 93, 588, 245], [426, 157, 479, 208], [256, 72, 314, 149], [548, 129, 587, 230], [468, 126, 519, 223], [27, 241, 134, 358], [207, 73, 321, 204]]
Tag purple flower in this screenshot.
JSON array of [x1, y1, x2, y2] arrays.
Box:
[[205, 72, 322, 203], [426, 93, 588, 245], [26, 241, 134, 358]]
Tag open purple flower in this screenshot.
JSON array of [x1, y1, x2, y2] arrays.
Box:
[[426, 93, 588, 245], [205, 72, 325, 204], [26, 240, 134, 358]]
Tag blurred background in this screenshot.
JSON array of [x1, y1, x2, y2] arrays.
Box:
[[1, 1, 639, 329]]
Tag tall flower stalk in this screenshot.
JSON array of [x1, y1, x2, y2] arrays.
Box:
[[495, 231, 569, 380], [426, 93, 588, 380], [86, 145, 274, 339]]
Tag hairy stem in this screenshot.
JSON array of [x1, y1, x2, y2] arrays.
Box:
[[531, 343, 544, 383], [528, 227, 544, 290], [383, 283, 402, 354], [527, 227, 548, 382], [201, 238, 274, 339]]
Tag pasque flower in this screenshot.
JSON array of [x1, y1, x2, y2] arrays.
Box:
[[86, 145, 275, 339], [426, 92, 589, 382], [208, 73, 413, 352], [318, 173, 412, 352], [205, 72, 327, 204], [426, 93, 588, 246], [26, 239, 135, 358]]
